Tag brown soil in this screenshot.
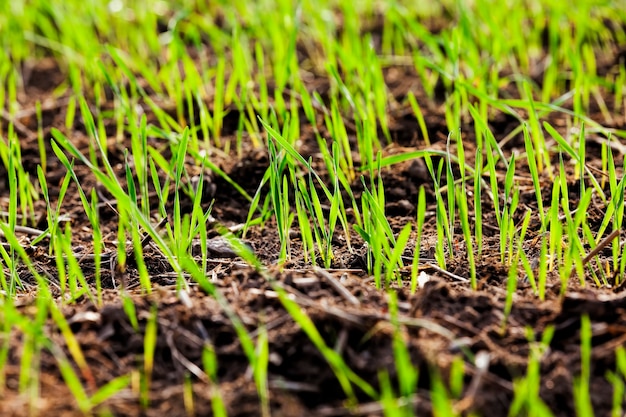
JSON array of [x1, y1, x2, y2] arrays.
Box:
[[1, 21, 626, 417]]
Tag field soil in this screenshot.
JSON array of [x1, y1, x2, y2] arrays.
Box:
[[1, 29, 626, 417]]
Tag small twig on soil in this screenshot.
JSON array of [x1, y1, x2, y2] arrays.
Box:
[[13, 97, 73, 119], [591, 332, 626, 359], [278, 282, 365, 326], [268, 379, 319, 393], [582, 229, 621, 266], [588, 134, 626, 154], [284, 267, 364, 274], [290, 276, 320, 287], [248, 313, 293, 339], [248, 288, 280, 298], [139, 217, 169, 249], [165, 329, 210, 383], [584, 162, 611, 179], [422, 262, 469, 283], [394, 316, 460, 342], [314, 267, 360, 306], [441, 315, 481, 336], [569, 229, 621, 280], [334, 328, 349, 355], [316, 393, 429, 416], [0, 224, 48, 239], [0, 109, 37, 140]]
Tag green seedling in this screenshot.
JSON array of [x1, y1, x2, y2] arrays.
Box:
[[509, 326, 555, 417], [1, 1, 625, 415], [574, 315, 594, 417]]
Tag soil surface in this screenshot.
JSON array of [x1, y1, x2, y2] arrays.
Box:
[[1, 17, 626, 417]]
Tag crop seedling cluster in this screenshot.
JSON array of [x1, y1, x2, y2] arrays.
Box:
[[0, 0, 625, 416]]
